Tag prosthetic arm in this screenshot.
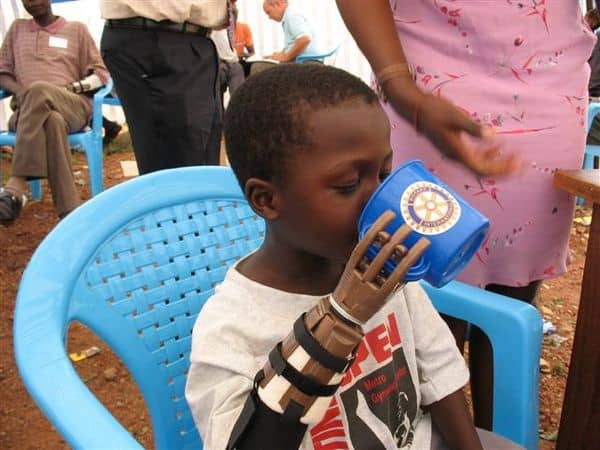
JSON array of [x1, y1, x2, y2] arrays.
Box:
[[66, 73, 103, 94], [227, 211, 430, 449]]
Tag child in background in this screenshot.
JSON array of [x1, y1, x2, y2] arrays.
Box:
[[185, 64, 521, 450]]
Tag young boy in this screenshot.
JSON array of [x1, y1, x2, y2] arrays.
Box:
[[185, 64, 521, 450]]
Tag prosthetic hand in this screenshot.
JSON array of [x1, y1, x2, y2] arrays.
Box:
[[228, 211, 430, 449], [66, 74, 103, 94]]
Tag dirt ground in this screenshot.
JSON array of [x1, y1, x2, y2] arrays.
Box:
[[0, 137, 592, 449]]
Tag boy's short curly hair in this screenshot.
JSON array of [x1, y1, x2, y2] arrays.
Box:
[[224, 64, 379, 188]]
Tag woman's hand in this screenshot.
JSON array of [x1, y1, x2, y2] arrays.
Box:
[[383, 75, 521, 177], [413, 93, 522, 177]]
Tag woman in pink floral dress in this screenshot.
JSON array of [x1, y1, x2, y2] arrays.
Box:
[[337, 0, 596, 430]]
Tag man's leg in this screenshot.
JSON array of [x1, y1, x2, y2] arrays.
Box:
[[102, 116, 122, 146], [101, 27, 222, 173], [249, 61, 277, 77], [226, 61, 245, 96], [44, 111, 81, 217], [6, 81, 88, 218], [586, 115, 600, 145]]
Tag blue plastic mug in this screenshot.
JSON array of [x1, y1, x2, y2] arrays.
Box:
[[357, 160, 490, 288]]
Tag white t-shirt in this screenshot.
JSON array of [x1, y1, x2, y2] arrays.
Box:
[[185, 263, 469, 450]]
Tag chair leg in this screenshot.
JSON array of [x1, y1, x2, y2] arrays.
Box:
[[85, 139, 104, 197], [577, 152, 595, 204], [30, 179, 42, 200], [582, 152, 594, 170]]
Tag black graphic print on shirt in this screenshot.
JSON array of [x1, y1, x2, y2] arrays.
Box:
[[309, 312, 417, 450]]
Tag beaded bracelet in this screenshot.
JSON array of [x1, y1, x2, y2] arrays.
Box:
[[375, 63, 412, 101]]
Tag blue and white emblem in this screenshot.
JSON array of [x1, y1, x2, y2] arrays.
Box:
[[400, 182, 461, 235]]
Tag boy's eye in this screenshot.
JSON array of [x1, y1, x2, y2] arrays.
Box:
[[334, 180, 359, 194]]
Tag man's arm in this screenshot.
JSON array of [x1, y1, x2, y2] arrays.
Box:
[[0, 74, 26, 109], [241, 43, 255, 59], [269, 35, 311, 62], [0, 74, 24, 97], [77, 23, 110, 84], [426, 389, 483, 450]]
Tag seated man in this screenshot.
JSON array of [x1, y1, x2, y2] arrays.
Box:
[[250, 0, 320, 75], [0, 0, 108, 224], [232, 4, 256, 77], [233, 4, 255, 60]]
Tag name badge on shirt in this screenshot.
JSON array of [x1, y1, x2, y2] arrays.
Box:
[[48, 36, 68, 49]]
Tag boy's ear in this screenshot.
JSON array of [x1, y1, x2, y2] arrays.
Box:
[[244, 177, 280, 221]]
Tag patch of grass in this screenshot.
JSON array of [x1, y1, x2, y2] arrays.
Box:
[[551, 363, 566, 377], [551, 297, 564, 306]]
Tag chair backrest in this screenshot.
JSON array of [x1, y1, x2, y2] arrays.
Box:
[[14, 167, 264, 449]]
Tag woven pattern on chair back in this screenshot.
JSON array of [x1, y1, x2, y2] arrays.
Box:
[[82, 198, 265, 449]]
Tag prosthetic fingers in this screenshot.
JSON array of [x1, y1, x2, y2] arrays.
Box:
[[228, 211, 430, 449], [67, 74, 103, 94]]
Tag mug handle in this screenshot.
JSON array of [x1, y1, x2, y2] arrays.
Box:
[[403, 255, 430, 282]]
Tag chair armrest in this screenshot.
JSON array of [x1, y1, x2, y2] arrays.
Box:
[[14, 274, 142, 449], [421, 280, 542, 450], [295, 43, 342, 64], [91, 78, 114, 134]]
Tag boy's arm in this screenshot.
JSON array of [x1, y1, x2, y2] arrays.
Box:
[[229, 212, 429, 449], [426, 389, 483, 450]]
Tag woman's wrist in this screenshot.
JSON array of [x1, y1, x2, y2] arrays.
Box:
[[382, 75, 427, 124]]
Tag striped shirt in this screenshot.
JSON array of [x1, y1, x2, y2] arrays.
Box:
[[0, 17, 109, 109]]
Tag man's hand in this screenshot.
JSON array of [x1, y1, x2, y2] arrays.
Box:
[[332, 210, 430, 323], [266, 51, 288, 62], [8, 88, 26, 111]]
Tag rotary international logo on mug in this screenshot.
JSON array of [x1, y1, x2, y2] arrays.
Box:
[[400, 182, 461, 235]]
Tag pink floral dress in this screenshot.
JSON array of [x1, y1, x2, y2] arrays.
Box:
[[384, 0, 596, 287]]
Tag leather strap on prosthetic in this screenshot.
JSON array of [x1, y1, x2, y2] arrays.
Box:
[[257, 295, 363, 424]]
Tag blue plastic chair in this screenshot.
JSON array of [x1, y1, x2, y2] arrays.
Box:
[[584, 102, 600, 170], [0, 79, 113, 200], [295, 42, 342, 64], [14, 166, 541, 450]]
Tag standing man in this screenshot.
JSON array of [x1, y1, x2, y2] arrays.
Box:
[[0, 0, 109, 224], [99, 1, 228, 174], [232, 5, 255, 60]]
